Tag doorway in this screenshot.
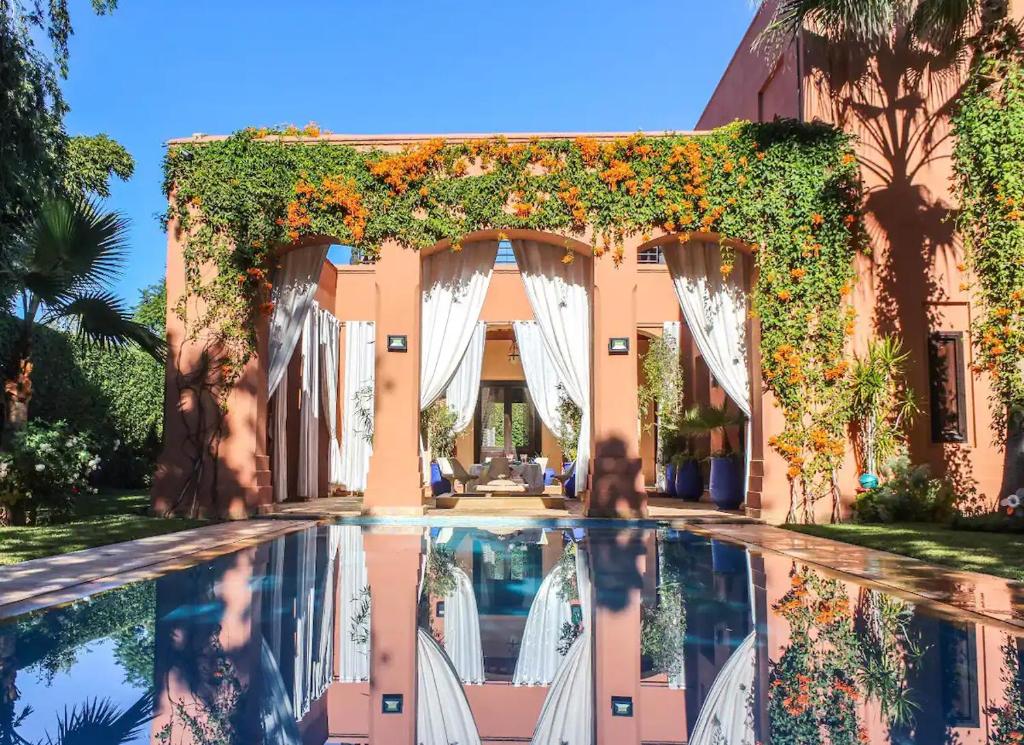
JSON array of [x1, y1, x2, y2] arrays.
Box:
[[474, 382, 542, 462]]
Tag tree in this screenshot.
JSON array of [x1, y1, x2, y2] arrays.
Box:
[[0, 197, 163, 439]]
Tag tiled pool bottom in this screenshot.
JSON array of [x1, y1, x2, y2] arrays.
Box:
[[0, 524, 1021, 744]]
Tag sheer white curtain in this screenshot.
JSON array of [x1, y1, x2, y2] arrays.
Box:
[[420, 242, 498, 409], [512, 241, 591, 495], [513, 321, 565, 445], [297, 303, 320, 499], [513, 561, 573, 686], [445, 322, 486, 434], [417, 629, 482, 745], [312, 527, 342, 701], [664, 241, 752, 494], [443, 565, 485, 684], [292, 528, 317, 718], [268, 244, 329, 502], [335, 525, 370, 682], [688, 632, 757, 745], [319, 310, 343, 485], [530, 543, 593, 745], [339, 321, 375, 494], [259, 640, 303, 745]]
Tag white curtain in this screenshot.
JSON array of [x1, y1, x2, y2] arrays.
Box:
[[655, 321, 683, 492], [268, 244, 329, 502], [292, 528, 317, 718], [311, 527, 342, 702], [297, 303, 320, 499], [513, 321, 565, 446], [688, 632, 757, 745], [319, 310, 343, 485], [443, 565, 485, 684], [512, 241, 591, 496], [417, 628, 482, 745], [513, 562, 573, 686], [664, 241, 752, 495], [339, 321, 375, 494], [259, 639, 303, 745], [420, 242, 498, 409], [445, 322, 487, 434], [530, 544, 593, 745], [335, 525, 370, 682]]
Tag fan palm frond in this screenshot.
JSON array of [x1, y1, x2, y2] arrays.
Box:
[[909, 0, 978, 49], [46, 291, 165, 361], [41, 692, 154, 745], [757, 0, 908, 52]]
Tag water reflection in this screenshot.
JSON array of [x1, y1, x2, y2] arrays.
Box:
[[0, 524, 1021, 744]]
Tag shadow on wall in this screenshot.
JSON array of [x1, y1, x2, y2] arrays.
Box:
[[589, 436, 645, 518], [805, 32, 985, 503]]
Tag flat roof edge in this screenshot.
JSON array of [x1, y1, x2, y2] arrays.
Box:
[[165, 129, 712, 146]]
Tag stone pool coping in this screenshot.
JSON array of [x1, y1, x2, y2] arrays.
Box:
[[0, 518, 315, 619], [0, 517, 1020, 634]]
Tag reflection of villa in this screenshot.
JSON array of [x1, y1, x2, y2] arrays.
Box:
[[152, 2, 1024, 524]]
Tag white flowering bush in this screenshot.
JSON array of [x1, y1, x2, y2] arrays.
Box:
[[0, 420, 99, 523]]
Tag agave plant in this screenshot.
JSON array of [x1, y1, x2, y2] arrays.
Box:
[[0, 197, 164, 439]]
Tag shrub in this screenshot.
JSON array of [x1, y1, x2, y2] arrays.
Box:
[[0, 420, 99, 523], [951, 511, 1024, 534], [852, 456, 958, 524]]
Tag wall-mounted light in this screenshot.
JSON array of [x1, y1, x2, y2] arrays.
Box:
[[611, 696, 634, 717], [387, 335, 408, 352], [608, 337, 630, 355], [382, 694, 404, 714], [436, 600, 446, 618]]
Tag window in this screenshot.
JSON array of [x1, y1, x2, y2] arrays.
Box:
[[928, 332, 968, 443], [637, 246, 664, 264]]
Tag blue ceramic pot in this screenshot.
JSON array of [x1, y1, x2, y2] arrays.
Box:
[[709, 456, 743, 510], [544, 467, 556, 486], [664, 463, 678, 497], [562, 462, 576, 496], [675, 459, 703, 501], [430, 462, 451, 496]]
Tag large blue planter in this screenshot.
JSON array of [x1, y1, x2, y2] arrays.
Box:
[[664, 463, 678, 497], [709, 456, 743, 510], [544, 467, 556, 486], [562, 462, 576, 496], [675, 459, 703, 501], [430, 462, 451, 496]]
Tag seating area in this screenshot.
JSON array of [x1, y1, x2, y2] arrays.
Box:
[[436, 456, 558, 498]]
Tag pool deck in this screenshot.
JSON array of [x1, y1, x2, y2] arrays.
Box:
[[0, 508, 1021, 633]]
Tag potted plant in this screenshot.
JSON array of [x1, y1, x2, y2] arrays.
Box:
[[680, 403, 746, 510], [672, 452, 704, 501], [556, 386, 582, 495], [422, 401, 457, 496]]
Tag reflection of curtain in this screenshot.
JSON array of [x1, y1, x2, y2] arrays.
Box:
[[530, 545, 593, 745], [443, 566, 485, 684], [420, 243, 498, 409], [336, 525, 370, 682], [268, 244, 329, 502], [259, 639, 303, 745], [445, 322, 486, 434], [292, 529, 318, 718], [665, 240, 751, 494], [312, 527, 342, 701], [319, 310, 343, 484], [417, 628, 482, 745], [339, 321, 375, 493], [688, 632, 757, 745], [513, 562, 572, 686], [656, 321, 682, 492], [512, 241, 591, 495], [297, 303, 320, 499], [513, 321, 564, 444]]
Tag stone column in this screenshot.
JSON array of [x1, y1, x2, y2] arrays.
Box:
[[589, 240, 646, 517], [363, 242, 425, 514], [365, 530, 421, 743]]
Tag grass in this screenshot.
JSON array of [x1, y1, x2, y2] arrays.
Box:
[[786, 522, 1024, 582], [0, 488, 207, 565]]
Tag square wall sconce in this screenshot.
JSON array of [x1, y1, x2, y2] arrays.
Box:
[[436, 600, 446, 618], [608, 337, 630, 355], [611, 696, 634, 717], [387, 335, 408, 352], [382, 693, 404, 714]]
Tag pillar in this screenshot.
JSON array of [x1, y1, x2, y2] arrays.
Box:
[[364, 530, 421, 743], [589, 239, 646, 517], [152, 216, 272, 519], [363, 242, 425, 513]]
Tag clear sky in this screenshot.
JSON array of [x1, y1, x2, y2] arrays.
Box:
[[62, 0, 757, 301]]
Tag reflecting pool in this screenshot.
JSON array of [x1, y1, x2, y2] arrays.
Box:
[[0, 523, 1021, 744]]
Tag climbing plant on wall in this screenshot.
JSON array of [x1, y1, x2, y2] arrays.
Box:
[[163, 119, 862, 520]]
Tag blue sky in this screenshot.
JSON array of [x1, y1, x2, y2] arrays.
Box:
[[62, 0, 756, 301]]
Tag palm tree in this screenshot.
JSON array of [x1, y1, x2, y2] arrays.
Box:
[[40, 693, 154, 745], [0, 197, 164, 439]]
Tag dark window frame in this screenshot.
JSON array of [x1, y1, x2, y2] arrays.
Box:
[[928, 331, 968, 443]]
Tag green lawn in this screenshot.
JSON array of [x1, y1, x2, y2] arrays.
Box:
[[0, 489, 207, 565], [786, 522, 1024, 582]]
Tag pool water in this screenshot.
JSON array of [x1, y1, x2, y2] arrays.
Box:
[[0, 523, 1021, 744]]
